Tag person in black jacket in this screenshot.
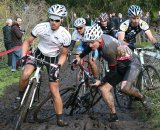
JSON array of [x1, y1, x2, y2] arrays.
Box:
[[2, 18, 13, 67], [11, 17, 23, 72]]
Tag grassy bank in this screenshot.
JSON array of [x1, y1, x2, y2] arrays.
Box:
[[0, 66, 21, 96]]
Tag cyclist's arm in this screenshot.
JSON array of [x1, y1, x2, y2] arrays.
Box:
[[22, 35, 35, 57], [69, 40, 76, 51], [118, 20, 129, 43], [58, 46, 69, 66], [117, 31, 125, 40], [79, 45, 92, 58], [145, 30, 157, 44]]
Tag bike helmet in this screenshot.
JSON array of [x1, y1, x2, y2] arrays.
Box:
[[48, 4, 67, 18], [83, 24, 103, 42], [99, 12, 109, 21], [74, 18, 86, 27], [128, 5, 142, 17]]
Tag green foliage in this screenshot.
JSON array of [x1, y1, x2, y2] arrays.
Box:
[[45, 0, 160, 20]]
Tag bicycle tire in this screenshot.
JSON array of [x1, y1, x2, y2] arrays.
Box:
[[33, 87, 75, 123], [114, 83, 132, 109], [142, 64, 160, 91], [69, 83, 101, 115], [14, 79, 37, 130]]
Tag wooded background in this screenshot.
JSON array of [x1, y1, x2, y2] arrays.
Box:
[[0, 0, 159, 51]]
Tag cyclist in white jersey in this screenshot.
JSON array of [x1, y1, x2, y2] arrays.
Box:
[[13, 4, 71, 126], [118, 5, 160, 51], [70, 17, 99, 78]]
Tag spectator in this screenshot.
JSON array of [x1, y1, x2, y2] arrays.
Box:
[[71, 12, 77, 29], [142, 12, 150, 24], [141, 12, 150, 42], [85, 14, 93, 26], [11, 17, 23, 72], [156, 11, 160, 33], [2, 18, 13, 67], [111, 12, 119, 30], [118, 13, 125, 28]]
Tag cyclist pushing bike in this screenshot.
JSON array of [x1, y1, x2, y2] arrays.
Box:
[[118, 5, 160, 51], [69, 17, 99, 79], [74, 23, 152, 122], [13, 4, 71, 127]]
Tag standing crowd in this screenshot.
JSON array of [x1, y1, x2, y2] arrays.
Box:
[[2, 17, 24, 72]]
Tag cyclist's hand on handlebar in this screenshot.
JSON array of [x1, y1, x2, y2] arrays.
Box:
[[50, 64, 61, 80], [153, 42, 160, 49], [54, 64, 61, 79], [71, 57, 81, 71], [19, 55, 29, 67], [73, 57, 81, 64], [89, 79, 101, 87]]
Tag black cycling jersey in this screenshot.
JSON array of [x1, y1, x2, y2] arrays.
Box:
[[97, 21, 115, 38], [119, 19, 149, 49]]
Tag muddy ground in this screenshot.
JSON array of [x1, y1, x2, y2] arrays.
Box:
[[0, 60, 155, 130]]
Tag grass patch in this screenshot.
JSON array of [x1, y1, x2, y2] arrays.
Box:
[[0, 66, 21, 96], [131, 89, 160, 129]]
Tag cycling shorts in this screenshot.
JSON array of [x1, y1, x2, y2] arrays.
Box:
[[26, 48, 58, 82], [101, 57, 141, 87], [76, 42, 98, 59]]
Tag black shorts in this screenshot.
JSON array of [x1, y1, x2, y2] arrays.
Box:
[[26, 48, 58, 82], [101, 57, 141, 87]]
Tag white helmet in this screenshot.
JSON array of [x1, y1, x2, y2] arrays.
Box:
[[99, 12, 109, 21], [74, 18, 86, 27], [48, 4, 67, 17], [128, 5, 142, 17], [83, 24, 103, 42]]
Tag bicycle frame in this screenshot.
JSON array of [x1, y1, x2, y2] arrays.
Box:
[[68, 63, 97, 113], [134, 47, 159, 90], [20, 55, 57, 109], [20, 65, 42, 109]]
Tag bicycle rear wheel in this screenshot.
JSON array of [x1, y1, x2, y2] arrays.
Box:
[[14, 79, 37, 130], [142, 64, 160, 91], [33, 87, 75, 123], [114, 83, 132, 109]]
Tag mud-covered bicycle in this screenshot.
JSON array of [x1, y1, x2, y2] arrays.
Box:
[[13, 55, 58, 130], [33, 61, 102, 123], [115, 47, 160, 109]]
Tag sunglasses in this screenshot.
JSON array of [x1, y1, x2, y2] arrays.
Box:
[[50, 19, 61, 22], [101, 20, 107, 23], [76, 27, 83, 30]]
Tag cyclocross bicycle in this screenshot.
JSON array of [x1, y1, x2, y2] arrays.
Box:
[[115, 47, 160, 109], [14, 55, 57, 130], [33, 61, 102, 123]]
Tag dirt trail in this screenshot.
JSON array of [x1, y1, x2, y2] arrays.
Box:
[[0, 62, 152, 130]]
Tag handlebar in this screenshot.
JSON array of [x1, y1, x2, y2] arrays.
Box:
[[21, 54, 58, 68]]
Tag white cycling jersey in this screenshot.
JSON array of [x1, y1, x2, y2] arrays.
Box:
[[32, 22, 71, 57], [71, 26, 90, 41]]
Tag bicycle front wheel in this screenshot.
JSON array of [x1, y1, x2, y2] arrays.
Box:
[[14, 79, 37, 130], [33, 87, 75, 123], [142, 64, 160, 91], [69, 84, 101, 115]]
